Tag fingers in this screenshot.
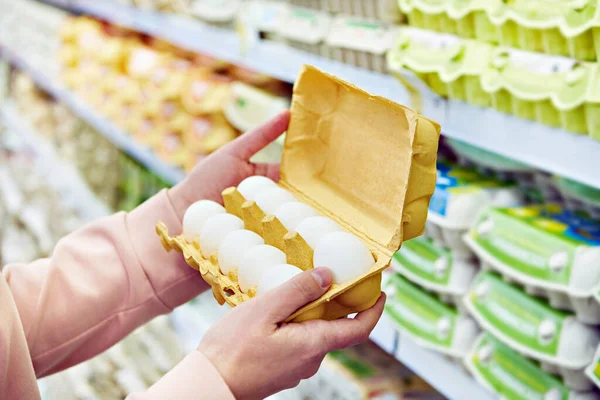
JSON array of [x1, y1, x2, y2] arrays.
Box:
[[226, 110, 290, 161], [252, 162, 280, 182], [301, 293, 386, 353], [257, 268, 333, 323]]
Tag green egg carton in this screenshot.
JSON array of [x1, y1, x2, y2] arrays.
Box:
[[387, 27, 493, 107], [397, 0, 481, 38], [478, 0, 600, 61], [481, 47, 600, 137]]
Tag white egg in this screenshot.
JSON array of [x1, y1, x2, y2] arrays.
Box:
[[200, 214, 244, 257], [218, 230, 264, 275], [238, 245, 286, 293], [313, 232, 375, 284], [183, 200, 226, 241], [254, 187, 296, 215], [258, 264, 303, 294], [237, 176, 277, 201], [296, 216, 343, 248], [274, 202, 319, 231]]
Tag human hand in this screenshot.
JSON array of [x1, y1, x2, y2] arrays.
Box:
[[168, 110, 290, 222], [197, 268, 386, 400]]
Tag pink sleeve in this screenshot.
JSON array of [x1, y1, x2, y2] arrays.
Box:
[[3, 190, 209, 377], [126, 351, 235, 400]]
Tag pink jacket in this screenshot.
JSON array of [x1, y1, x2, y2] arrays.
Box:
[[1, 190, 235, 399]]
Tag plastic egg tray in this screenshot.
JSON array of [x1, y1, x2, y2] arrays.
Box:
[[391, 237, 478, 310], [466, 204, 600, 324], [384, 273, 480, 359], [466, 334, 597, 400], [290, 0, 403, 23], [398, 0, 600, 62], [157, 65, 440, 322], [464, 271, 600, 390]]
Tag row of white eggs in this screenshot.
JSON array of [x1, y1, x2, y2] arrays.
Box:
[[182, 176, 375, 295]]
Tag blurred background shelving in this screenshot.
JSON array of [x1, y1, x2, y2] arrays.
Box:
[[3, 0, 600, 399]]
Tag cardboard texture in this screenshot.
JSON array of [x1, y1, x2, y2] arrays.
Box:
[[157, 65, 440, 322]]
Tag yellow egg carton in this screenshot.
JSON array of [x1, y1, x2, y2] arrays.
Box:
[[156, 65, 440, 322]]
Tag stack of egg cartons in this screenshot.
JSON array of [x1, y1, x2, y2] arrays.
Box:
[[383, 143, 523, 364], [433, 139, 600, 398], [245, 0, 403, 73], [389, 1, 600, 141], [464, 203, 600, 398]]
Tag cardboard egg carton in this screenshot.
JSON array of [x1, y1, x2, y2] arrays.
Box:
[[157, 65, 440, 322]]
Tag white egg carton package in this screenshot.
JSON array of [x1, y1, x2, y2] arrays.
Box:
[[465, 204, 600, 324], [464, 271, 600, 391], [391, 236, 478, 311]]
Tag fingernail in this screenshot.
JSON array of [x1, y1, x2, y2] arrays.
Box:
[[312, 267, 332, 288]]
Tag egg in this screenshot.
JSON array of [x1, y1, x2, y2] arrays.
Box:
[[258, 264, 303, 294], [237, 176, 277, 201], [218, 230, 264, 275], [313, 232, 375, 284], [238, 245, 287, 293], [183, 200, 226, 241], [274, 202, 319, 231], [199, 214, 244, 257], [255, 187, 296, 215], [296, 216, 342, 248]]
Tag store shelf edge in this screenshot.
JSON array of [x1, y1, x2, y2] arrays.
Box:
[[42, 0, 600, 189], [0, 46, 186, 186]]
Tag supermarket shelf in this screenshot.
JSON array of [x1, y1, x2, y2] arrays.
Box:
[[44, 0, 600, 189], [371, 313, 495, 400], [0, 46, 186, 186], [1, 101, 111, 222]]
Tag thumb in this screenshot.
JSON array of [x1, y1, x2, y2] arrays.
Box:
[[258, 267, 333, 323]]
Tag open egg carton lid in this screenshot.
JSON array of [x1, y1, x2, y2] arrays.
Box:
[[157, 65, 440, 321]]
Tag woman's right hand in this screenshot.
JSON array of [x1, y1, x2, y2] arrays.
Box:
[[197, 267, 386, 400]]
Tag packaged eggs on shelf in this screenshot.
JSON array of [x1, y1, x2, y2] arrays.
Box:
[[480, 49, 600, 138], [464, 271, 600, 391], [325, 15, 398, 73], [157, 65, 440, 322], [384, 273, 480, 359], [466, 334, 599, 400], [392, 236, 478, 308], [387, 27, 493, 108], [466, 204, 600, 324], [426, 162, 522, 258], [278, 6, 332, 57]]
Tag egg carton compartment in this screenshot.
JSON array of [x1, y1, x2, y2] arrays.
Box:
[[466, 333, 599, 399], [385, 273, 480, 360], [424, 220, 473, 259], [467, 204, 600, 324], [157, 65, 440, 322], [464, 271, 600, 391]]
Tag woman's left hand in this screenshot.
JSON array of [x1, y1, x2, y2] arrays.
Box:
[[168, 110, 290, 222]]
